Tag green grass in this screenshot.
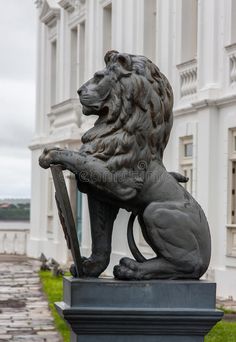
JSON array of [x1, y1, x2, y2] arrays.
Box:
[[39, 270, 236, 342], [39, 271, 70, 342], [206, 321, 236, 341]]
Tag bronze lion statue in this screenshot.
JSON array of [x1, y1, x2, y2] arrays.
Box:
[[39, 51, 211, 280]]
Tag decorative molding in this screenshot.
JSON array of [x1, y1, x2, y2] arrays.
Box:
[[225, 43, 236, 85], [174, 93, 236, 117], [177, 59, 198, 98], [47, 98, 82, 136], [58, 0, 79, 13], [40, 0, 60, 26]]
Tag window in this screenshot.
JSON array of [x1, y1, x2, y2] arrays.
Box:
[[181, 0, 198, 62], [103, 3, 112, 56], [179, 136, 193, 194], [231, 161, 236, 224], [229, 130, 236, 225], [50, 40, 57, 106], [184, 142, 193, 158], [143, 0, 157, 62], [70, 22, 86, 97], [70, 27, 78, 97], [78, 22, 85, 86], [227, 129, 236, 257]]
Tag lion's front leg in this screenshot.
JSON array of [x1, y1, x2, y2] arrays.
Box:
[[80, 194, 119, 277], [39, 147, 141, 201]]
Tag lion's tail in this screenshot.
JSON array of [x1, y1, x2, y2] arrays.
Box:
[[127, 213, 147, 263]]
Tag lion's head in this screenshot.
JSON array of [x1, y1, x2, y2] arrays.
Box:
[[78, 51, 173, 171]]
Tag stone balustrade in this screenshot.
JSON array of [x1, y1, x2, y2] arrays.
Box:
[[177, 59, 198, 98], [0, 221, 30, 255]]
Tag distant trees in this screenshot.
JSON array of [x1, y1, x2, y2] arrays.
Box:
[[0, 202, 30, 221]]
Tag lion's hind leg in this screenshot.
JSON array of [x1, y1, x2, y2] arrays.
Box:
[[114, 202, 204, 280]]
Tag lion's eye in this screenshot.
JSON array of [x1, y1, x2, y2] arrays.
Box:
[[94, 73, 104, 83]]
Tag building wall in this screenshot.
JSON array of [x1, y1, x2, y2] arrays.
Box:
[[29, 0, 236, 298]]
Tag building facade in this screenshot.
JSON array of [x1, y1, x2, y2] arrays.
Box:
[[28, 0, 236, 298]]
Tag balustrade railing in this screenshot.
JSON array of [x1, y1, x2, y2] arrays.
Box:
[[0, 221, 29, 255], [177, 59, 198, 98]]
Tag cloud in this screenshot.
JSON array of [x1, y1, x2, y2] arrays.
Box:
[[0, 79, 35, 150], [0, 0, 36, 81], [0, 155, 31, 198], [0, 0, 36, 198]]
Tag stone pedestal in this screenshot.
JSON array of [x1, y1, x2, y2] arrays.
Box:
[[55, 277, 223, 342]]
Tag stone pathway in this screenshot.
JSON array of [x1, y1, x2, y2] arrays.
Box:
[[0, 255, 63, 342]]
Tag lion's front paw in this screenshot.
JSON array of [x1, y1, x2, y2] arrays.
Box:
[[82, 256, 109, 277], [38, 147, 61, 169]]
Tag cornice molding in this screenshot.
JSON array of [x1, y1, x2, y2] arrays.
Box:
[[40, 0, 60, 26], [174, 93, 236, 117], [58, 0, 86, 13]]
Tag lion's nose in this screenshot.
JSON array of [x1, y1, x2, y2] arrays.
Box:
[[77, 88, 82, 96]]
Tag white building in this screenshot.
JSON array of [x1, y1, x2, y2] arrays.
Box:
[[28, 0, 236, 298]]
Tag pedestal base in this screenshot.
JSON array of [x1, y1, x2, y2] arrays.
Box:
[[55, 278, 223, 342]]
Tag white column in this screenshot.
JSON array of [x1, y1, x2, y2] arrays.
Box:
[[86, 0, 98, 77], [35, 12, 46, 137], [156, 0, 174, 82], [196, 106, 220, 269], [112, 0, 124, 51], [27, 149, 48, 258], [58, 10, 65, 102], [133, 0, 144, 55], [122, 0, 135, 53], [197, 0, 221, 97]]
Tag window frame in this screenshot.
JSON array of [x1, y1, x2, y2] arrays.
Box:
[[179, 136, 194, 194], [227, 129, 236, 257]]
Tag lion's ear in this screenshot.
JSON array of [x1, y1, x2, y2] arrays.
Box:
[[117, 54, 132, 70], [104, 50, 119, 65]]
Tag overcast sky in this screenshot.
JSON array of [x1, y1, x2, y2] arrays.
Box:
[[0, 0, 36, 199]]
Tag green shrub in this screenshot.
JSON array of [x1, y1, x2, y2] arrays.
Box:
[[0, 208, 30, 220]]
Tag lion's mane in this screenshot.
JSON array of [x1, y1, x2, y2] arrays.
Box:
[[81, 51, 173, 172]]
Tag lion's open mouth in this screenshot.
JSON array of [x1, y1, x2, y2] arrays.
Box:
[[100, 106, 109, 116], [82, 104, 109, 117]]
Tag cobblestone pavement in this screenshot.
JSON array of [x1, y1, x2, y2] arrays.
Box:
[[0, 255, 63, 342]]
